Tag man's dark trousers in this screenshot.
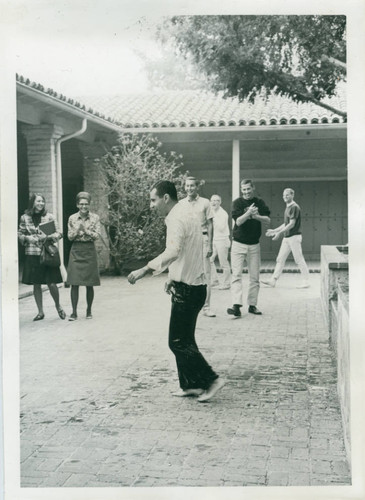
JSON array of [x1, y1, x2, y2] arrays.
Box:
[[169, 281, 218, 391]]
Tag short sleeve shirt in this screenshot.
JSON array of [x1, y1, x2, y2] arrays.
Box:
[[212, 207, 230, 241], [284, 202, 301, 237]]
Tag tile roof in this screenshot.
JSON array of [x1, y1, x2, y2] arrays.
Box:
[[77, 87, 346, 129], [16, 74, 118, 126], [17, 74, 346, 129]]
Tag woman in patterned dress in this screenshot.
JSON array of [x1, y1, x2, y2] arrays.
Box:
[[18, 193, 66, 321]]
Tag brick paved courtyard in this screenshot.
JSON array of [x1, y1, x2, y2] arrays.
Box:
[[19, 273, 351, 489]]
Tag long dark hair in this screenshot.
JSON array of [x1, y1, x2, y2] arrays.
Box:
[[25, 193, 47, 217]]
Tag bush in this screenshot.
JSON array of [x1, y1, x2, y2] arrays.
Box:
[[100, 133, 187, 273]]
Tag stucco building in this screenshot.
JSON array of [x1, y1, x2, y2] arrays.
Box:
[[16, 75, 347, 270]]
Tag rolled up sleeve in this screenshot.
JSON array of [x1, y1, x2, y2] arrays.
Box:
[[148, 218, 183, 275]]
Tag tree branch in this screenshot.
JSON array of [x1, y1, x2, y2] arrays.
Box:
[[321, 55, 347, 70], [297, 91, 347, 119], [274, 72, 347, 119]]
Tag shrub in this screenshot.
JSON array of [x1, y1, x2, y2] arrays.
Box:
[[100, 133, 187, 273]]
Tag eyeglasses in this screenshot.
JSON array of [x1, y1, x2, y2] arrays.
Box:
[[79, 203, 89, 206]]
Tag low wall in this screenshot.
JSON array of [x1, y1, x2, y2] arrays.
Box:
[[320, 245, 350, 465], [337, 283, 350, 464], [321, 245, 348, 337]]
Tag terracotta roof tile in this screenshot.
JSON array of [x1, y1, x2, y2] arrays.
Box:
[[17, 74, 346, 129]]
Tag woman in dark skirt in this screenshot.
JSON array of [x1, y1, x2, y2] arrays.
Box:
[[67, 191, 100, 321], [18, 193, 66, 321]]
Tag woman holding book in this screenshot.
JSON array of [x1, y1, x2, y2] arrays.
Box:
[[18, 193, 66, 321], [66, 191, 100, 321]]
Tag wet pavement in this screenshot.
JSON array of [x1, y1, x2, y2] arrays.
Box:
[[19, 272, 351, 488]]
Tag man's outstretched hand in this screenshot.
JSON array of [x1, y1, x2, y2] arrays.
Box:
[[265, 229, 280, 241], [128, 267, 149, 284]]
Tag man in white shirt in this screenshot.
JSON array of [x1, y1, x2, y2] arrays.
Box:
[[210, 194, 231, 289], [179, 177, 216, 317], [128, 180, 225, 402]]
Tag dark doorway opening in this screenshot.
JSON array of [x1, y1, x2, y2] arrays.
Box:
[[61, 139, 84, 265], [17, 125, 30, 273]]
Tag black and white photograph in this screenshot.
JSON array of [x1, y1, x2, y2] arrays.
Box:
[[1, 1, 365, 499]]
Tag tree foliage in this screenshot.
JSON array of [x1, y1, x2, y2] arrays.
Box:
[[100, 134, 186, 273], [157, 15, 346, 117]]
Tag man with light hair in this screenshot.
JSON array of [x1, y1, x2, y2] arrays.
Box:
[[262, 188, 310, 288], [227, 179, 271, 317], [179, 176, 216, 317], [210, 194, 231, 290]]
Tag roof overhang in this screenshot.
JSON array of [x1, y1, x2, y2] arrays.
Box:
[[16, 82, 122, 143], [123, 123, 347, 143]]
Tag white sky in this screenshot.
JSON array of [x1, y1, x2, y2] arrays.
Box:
[[4, 0, 284, 98], [2, 1, 167, 96], [11, 35, 158, 96]]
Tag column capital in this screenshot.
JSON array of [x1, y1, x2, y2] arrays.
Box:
[[20, 123, 64, 142]]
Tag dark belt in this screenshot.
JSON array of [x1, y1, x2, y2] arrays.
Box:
[[202, 231, 208, 235]]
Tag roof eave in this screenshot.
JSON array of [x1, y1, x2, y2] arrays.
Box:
[[121, 123, 347, 134], [17, 82, 123, 133]]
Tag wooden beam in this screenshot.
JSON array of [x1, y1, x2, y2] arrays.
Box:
[[16, 101, 42, 125], [135, 125, 347, 143], [193, 167, 346, 181], [186, 159, 346, 169], [178, 157, 347, 170], [161, 139, 346, 158], [232, 140, 240, 200]]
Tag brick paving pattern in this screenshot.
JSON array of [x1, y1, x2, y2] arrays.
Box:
[[19, 272, 351, 487]]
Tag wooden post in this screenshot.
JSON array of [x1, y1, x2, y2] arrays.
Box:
[[232, 139, 240, 200]]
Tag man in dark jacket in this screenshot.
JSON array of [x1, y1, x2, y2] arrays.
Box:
[[227, 179, 270, 317]]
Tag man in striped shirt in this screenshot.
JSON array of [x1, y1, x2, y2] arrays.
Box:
[[128, 181, 224, 402], [179, 176, 216, 317]]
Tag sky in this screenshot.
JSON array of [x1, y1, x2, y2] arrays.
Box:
[[11, 33, 159, 96], [1, 0, 360, 100], [3, 0, 265, 98], [1, 0, 167, 96]]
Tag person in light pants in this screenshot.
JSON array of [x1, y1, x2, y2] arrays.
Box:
[[179, 177, 216, 317], [210, 194, 231, 290], [227, 179, 271, 317], [262, 188, 310, 288], [230, 240, 262, 309]]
